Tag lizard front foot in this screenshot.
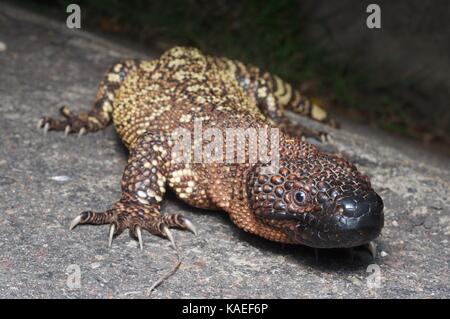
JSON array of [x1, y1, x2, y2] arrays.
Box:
[[69, 200, 197, 250], [37, 105, 106, 136]]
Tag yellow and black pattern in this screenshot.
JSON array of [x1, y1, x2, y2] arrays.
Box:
[[213, 56, 333, 125]]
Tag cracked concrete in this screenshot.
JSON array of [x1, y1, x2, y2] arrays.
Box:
[[0, 3, 449, 298]]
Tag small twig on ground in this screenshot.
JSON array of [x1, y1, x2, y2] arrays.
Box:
[[147, 248, 182, 296]]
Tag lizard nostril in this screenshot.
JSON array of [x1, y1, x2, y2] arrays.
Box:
[[336, 205, 344, 214], [336, 193, 381, 218]]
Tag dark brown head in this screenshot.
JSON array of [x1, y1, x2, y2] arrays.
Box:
[[247, 152, 384, 248]]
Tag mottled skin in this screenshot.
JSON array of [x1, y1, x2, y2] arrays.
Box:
[[40, 47, 384, 249]]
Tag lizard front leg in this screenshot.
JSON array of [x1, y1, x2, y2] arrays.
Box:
[[69, 131, 196, 249], [38, 59, 140, 136]]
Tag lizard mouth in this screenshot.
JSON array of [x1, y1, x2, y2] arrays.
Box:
[[274, 191, 384, 248]]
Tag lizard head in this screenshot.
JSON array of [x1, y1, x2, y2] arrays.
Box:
[[247, 152, 384, 248]]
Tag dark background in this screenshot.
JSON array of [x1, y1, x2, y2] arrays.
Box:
[[9, 0, 450, 151]]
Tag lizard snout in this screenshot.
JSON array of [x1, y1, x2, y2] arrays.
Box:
[[330, 192, 384, 244], [291, 191, 384, 248]]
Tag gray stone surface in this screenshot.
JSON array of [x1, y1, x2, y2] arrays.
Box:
[[0, 3, 449, 298]]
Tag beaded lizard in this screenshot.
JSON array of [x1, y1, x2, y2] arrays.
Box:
[[39, 47, 384, 250]]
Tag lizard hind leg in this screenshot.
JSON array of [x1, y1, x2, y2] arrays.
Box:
[[38, 59, 139, 136], [68, 131, 197, 250], [221, 58, 335, 142], [250, 77, 330, 142]]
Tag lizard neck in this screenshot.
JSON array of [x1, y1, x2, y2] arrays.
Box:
[[206, 162, 293, 243]]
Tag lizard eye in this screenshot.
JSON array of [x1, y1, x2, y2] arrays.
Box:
[[294, 191, 306, 204]]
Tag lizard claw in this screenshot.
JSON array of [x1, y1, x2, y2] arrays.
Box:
[[180, 217, 197, 236], [108, 223, 115, 248], [320, 132, 329, 143], [78, 127, 86, 138], [37, 118, 44, 129], [162, 225, 177, 250], [365, 241, 377, 259], [69, 214, 83, 230], [136, 226, 143, 250], [43, 122, 50, 135], [314, 248, 320, 263]]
